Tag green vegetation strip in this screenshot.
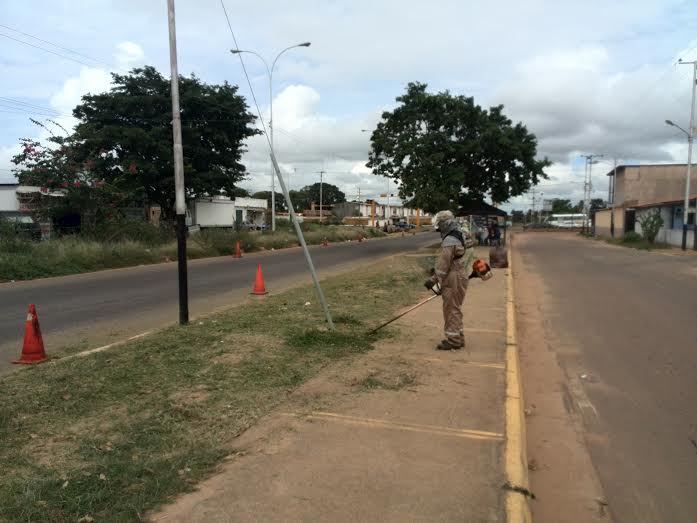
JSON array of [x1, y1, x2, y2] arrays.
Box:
[[0, 221, 386, 282], [0, 253, 431, 522]]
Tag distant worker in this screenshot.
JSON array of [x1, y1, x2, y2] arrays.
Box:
[[490, 221, 501, 246], [425, 210, 474, 350]]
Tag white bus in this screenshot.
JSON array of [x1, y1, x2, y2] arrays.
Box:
[[548, 214, 586, 228]]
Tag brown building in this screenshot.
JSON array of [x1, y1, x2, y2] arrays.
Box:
[[595, 163, 697, 246]]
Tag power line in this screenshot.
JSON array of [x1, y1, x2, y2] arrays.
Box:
[[0, 96, 62, 114], [0, 23, 111, 68], [219, 0, 270, 150], [0, 32, 103, 68]]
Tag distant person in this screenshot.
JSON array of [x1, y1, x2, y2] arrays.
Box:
[[424, 210, 474, 350], [490, 222, 501, 246]]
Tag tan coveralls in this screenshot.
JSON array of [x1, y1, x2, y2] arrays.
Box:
[[434, 232, 470, 345]]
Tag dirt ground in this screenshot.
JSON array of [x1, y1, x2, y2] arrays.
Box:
[[513, 235, 610, 522], [151, 261, 509, 522]]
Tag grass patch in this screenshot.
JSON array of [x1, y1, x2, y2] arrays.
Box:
[[359, 372, 417, 391], [0, 225, 387, 282], [604, 236, 671, 251], [0, 254, 427, 522]]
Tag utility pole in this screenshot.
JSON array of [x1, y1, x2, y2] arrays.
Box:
[[679, 59, 697, 250], [317, 170, 325, 225], [582, 154, 603, 233], [531, 187, 536, 224], [386, 178, 391, 228], [166, 0, 188, 325]]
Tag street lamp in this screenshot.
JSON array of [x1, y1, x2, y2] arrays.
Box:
[[666, 118, 695, 250], [231, 42, 311, 232]]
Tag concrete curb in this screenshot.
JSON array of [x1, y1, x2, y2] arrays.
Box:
[[505, 239, 533, 522]]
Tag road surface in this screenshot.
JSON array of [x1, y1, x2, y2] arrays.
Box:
[[0, 233, 437, 373], [514, 232, 697, 523]]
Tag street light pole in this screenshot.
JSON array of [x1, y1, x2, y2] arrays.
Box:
[[166, 0, 188, 325], [230, 42, 310, 233], [673, 59, 697, 250]]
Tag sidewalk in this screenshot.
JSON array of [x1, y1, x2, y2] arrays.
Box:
[[152, 262, 511, 522]]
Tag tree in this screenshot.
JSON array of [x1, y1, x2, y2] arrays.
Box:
[[551, 199, 574, 214], [367, 82, 549, 213], [64, 66, 259, 219], [511, 210, 525, 223], [252, 191, 287, 212], [638, 210, 664, 243], [590, 198, 606, 210], [289, 189, 309, 212], [301, 183, 346, 207], [229, 187, 251, 198], [574, 199, 606, 213], [12, 137, 123, 229]]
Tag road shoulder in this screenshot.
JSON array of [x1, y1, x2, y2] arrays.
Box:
[[513, 235, 611, 522]]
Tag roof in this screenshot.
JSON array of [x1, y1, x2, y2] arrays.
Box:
[[631, 196, 697, 209], [456, 200, 508, 217], [604, 163, 695, 176]]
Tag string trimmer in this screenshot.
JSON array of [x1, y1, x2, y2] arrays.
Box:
[[368, 282, 441, 335]]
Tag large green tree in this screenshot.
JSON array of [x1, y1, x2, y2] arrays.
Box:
[[63, 66, 259, 218], [551, 199, 575, 214], [300, 182, 346, 208], [367, 82, 550, 213]]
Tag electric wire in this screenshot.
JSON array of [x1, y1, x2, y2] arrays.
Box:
[[0, 23, 111, 68], [0, 32, 102, 68]]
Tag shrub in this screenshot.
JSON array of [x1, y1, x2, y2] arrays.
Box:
[[622, 231, 643, 243], [638, 210, 664, 244]]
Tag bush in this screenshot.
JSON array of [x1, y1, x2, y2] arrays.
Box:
[[86, 219, 175, 246], [622, 231, 643, 243], [638, 210, 664, 244]]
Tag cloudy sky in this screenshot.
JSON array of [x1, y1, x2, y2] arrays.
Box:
[[1, 0, 696, 210]]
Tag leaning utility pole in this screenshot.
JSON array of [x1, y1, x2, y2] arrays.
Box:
[[166, 0, 188, 325]]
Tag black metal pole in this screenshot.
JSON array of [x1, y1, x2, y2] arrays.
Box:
[[176, 214, 189, 324]]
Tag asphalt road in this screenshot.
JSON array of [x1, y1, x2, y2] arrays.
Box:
[[0, 232, 437, 373], [515, 233, 697, 523]]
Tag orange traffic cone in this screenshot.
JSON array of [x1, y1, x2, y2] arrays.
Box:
[[251, 264, 268, 295], [233, 241, 242, 258], [322, 237, 329, 247], [13, 304, 47, 364]]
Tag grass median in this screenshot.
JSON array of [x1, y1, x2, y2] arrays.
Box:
[[0, 251, 433, 522], [0, 222, 387, 282]]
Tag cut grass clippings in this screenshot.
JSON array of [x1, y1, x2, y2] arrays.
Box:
[[0, 253, 433, 522]]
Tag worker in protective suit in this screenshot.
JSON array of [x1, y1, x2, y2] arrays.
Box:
[[425, 210, 474, 350]]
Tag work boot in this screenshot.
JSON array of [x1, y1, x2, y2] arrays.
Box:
[[436, 339, 463, 351]]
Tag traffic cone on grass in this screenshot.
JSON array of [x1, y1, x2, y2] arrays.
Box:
[[13, 304, 47, 364], [251, 264, 268, 295], [233, 240, 242, 258]]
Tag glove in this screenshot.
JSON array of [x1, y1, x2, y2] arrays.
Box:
[[424, 279, 436, 290]]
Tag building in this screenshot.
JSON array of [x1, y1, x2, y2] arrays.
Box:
[[332, 199, 430, 226], [594, 163, 696, 246], [187, 196, 267, 229], [0, 183, 20, 218]]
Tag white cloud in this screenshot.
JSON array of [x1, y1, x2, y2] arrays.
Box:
[[115, 41, 145, 68]]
